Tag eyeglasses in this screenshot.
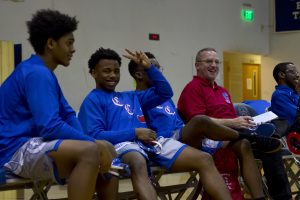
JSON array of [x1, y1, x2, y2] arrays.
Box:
[[282, 69, 299, 75], [197, 59, 222, 65]]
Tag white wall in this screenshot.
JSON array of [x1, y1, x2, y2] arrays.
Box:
[[0, 0, 270, 110], [269, 0, 300, 65], [259, 0, 300, 101], [260, 56, 281, 100]]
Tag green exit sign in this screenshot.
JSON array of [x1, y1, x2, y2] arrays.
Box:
[[241, 9, 254, 22]]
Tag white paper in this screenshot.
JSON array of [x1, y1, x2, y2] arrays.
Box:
[[252, 111, 278, 124]]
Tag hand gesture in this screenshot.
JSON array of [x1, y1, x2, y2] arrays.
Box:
[[123, 49, 151, 69], [230, 116, 256, 130], [135, 128, 157, 143]]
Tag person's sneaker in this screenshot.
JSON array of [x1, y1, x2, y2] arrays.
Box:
[[250, 134, 282, 153], [109, 158, 131, 177], [255, 123, 276, 137]]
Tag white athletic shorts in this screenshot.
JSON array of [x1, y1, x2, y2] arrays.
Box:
[[115, 134, 187, 170], [4, 137, 63, 184]]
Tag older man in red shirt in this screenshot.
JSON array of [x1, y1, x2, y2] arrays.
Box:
[[178, 47, 291, 200]]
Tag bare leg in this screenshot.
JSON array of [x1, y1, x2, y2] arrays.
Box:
[[96, 174, 119, 200], [122, 151, 158, 200], [228, 139, 265, 198], [170, 146, 232, 200], [181, 115, 239, 148], [49, 140, 108, 200], [95, 140, 119, 200]]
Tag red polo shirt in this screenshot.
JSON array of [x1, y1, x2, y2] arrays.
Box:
[[178, 76, 237, 122]]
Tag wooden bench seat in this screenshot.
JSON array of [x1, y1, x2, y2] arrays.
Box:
[[0, 166, 200, 200]]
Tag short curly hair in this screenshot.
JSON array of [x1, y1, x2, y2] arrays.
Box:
[[128, 52, 155, 78], [88, 47, 122, 73], [27, 9, 78, 54], [273, 62, 294, 83]]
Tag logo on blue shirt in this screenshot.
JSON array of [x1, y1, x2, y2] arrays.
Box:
[[165, 106, 175, 115], [222, 92, 231, 104], [125, 104, 134, 115], [112, 97, 124, 106]]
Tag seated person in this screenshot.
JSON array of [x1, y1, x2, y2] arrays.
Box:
[[78, 48, 232, 200], [271, 62, 300, 131], [129, 51, 276, 200], [178, 48, 285, 200], [268, 62, 300, 200], [0, 9, 116, 200]]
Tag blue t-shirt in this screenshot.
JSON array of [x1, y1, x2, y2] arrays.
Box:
[[145, 99, 184, 137], [0, 55, 94, 167], [270, 85, 299, 125], [78, 66, 173, 144]]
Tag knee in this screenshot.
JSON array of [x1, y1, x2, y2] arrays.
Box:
[[237, 139, 253, 155], [192, 115, 211, 124], [77, 142, 101, 167], [240, 139, 252, 149], [97, 140, 117, 157], [199, 152, 215, 169], [126, 155, 148, 173]]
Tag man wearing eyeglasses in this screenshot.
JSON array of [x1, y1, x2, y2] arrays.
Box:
[[267, 62, 300, 200], [271, 62, 300, 128], [178, 48, 281, 152], [178, 48, 290, 200]]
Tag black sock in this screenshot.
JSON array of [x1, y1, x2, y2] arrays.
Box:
[[238, 132, 255, 142]]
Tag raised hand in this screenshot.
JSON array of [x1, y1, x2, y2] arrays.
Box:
[[123, 49, 151, 69]]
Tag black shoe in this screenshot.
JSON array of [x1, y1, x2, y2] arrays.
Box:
[[250, 134, 282, 153], [255, 123, 276, 137]]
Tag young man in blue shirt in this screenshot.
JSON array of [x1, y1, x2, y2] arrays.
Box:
[[78, 48, 232, 200], [0, 9, 117, 200], [271, 62, 300, 127], [268, 62, 300, 200]]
